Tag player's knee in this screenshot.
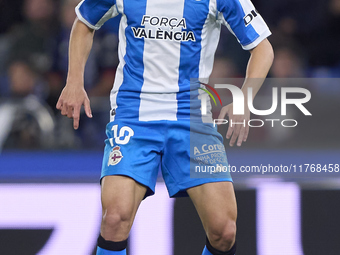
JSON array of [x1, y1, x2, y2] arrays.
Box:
[[101, 208, 133, 239], [208, 219, 236, 251], [102, 208, 133, 227]]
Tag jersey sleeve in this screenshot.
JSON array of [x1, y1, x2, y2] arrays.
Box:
[[75, 0, 119, 30], [217, 0, 271, 50]]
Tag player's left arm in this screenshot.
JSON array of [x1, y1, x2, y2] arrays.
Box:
[[218, 38, 274, 147]]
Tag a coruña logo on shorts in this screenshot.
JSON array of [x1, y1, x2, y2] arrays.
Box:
[[108, 146, 123, 166]]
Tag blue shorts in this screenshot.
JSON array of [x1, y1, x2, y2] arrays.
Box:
[[101, 119, 232, 198]]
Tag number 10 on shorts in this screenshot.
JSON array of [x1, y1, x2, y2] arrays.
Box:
[[109, 125, 134, 146]]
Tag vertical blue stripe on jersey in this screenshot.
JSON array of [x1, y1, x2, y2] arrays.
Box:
[[79, 0, 116, 27], [177, 0, 209, 120], [115, 0, 147, 120], [217, 0, 259, 46]]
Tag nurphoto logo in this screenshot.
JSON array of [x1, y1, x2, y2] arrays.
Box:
[[200, 84, 312, 128]]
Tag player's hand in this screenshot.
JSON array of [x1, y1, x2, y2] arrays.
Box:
[[217, 103, 250, 147], [56, 83, 92, 130]]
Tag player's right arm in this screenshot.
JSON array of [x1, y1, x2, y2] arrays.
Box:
[[56, 18, 94, 130]]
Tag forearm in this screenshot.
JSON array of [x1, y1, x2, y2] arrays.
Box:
[[67, 18, 95, 86], [242, 39, 274, 99]]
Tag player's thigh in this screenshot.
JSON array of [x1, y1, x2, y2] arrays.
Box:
[[101, 175, 147, 219], [187, 181, 237, 233]]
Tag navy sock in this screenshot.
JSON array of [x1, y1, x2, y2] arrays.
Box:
[[203, 237, 236, 255], [97, 235, 127, 251]]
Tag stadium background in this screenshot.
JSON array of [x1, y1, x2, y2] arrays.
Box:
[[0, 0, 340, 254]]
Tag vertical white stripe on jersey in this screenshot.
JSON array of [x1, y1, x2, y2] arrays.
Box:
[[198, 0, 219, 123], [139, 0, 185, 121], [110, 0, 126, 122], [199, 0, 220, 79], [115, 0, 124, 14]]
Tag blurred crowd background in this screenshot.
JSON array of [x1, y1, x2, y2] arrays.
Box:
[[0, 0, 339, 151]]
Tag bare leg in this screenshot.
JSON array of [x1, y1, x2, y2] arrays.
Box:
[[100, 175, 147, 241], [187, 182, 237, 252]]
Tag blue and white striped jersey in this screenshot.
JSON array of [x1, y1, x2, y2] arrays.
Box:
[[76, 0, 271, 121]]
